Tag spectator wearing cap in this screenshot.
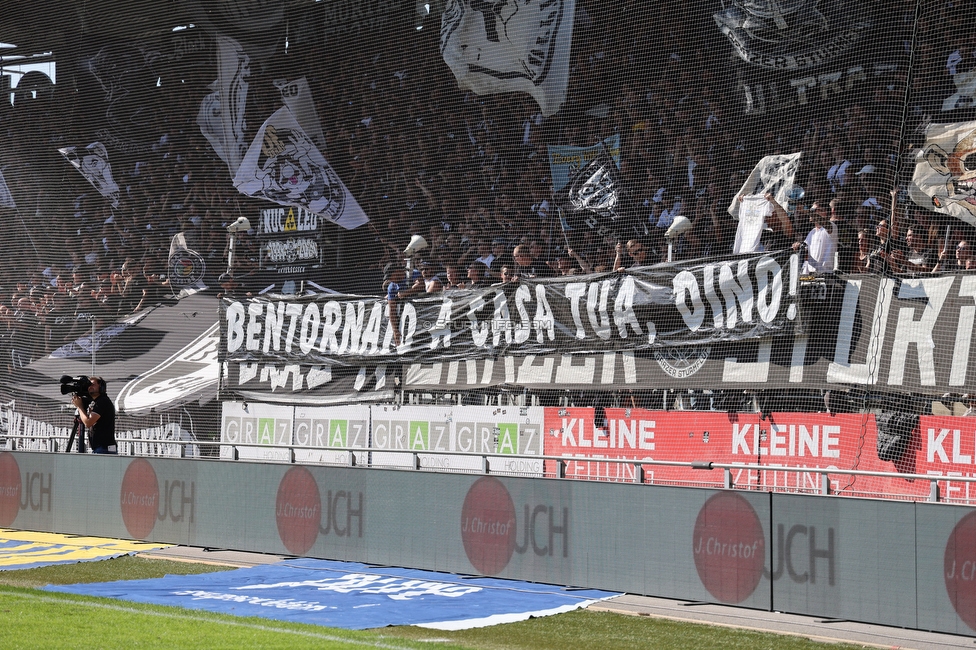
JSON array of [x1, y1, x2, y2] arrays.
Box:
[[826, 147, 852, 194], [856, 164, 885, 214]]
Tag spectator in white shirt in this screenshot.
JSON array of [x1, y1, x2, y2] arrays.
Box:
[[793, 201, 835, 274]]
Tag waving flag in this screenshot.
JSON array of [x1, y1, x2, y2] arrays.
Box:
[[216, 35, 251, 174], [233, 107, 368, 230], [547, 135, 620, 192], [59, 142, 120, 207], [197, 81, 230, 169], [558, 145, 633, 242], [273, 77, 326, 150], [911, 120, 976, 227], [727, 152, 802, 219], [0, 168, 15, 208], [441, 0, 575, 117]]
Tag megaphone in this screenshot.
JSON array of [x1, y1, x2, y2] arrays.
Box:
[[403, 234, 428, 256], [226, 216, 251, 233], [665, 215, 692, 239]]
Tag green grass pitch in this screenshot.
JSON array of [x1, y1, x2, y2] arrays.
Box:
[[0, 555, 863, 649]]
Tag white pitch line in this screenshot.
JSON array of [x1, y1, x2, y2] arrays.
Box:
[[0, 588, 422, 649]]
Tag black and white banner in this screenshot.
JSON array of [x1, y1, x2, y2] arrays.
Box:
[[910, 120, 976, 228], [261, 237, 321, 270], [255, 205, 325, 274], [221, 251, 801, 398], [223, 251, 796, 364], [216, 35, 251, 175], [734, 58, 899, 118], [116, 322, 219, 417], [82, 32, 211, 153], [547, 135, 620, 192], [220, 268, 976, 400], [233, 106, 369, 230], [713, 0, 873, 71], [440, 0, 575, 117], [58, 142, 120, 207], [318, 0, 404, 39]]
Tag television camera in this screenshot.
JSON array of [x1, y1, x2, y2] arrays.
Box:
[[59, 374, 92, 397], [59, 375, 91, 453]]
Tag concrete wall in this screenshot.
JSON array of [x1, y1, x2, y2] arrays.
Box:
[[1, 450, 973, 636]]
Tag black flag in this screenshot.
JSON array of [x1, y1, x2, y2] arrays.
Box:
[[558, 145, 637, 243]]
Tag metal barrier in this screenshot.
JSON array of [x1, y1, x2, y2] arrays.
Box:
[[2, 430, 969, 504]]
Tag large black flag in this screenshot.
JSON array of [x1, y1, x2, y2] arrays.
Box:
[[558, 145, 637, 243]]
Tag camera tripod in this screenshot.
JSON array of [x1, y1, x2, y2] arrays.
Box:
[[64, 402, 88, 454]]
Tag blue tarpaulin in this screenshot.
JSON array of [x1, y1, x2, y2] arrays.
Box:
[[46, 558, 618, 630]]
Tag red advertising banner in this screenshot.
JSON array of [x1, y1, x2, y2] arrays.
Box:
[[543, 408, 976, 503]]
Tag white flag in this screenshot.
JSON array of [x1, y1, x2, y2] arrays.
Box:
[[440, 0, 575, 117], [273, 77, 326, 150], [911, 121, 976, 227], [233, 107, 369, 230], [0, 168, 15, 208], [216, 35, 251, 174], [167, 232, 208, 296], [197, 80, 230, 169], [58, 142, 120, 207], [728, 152, 802, 219]]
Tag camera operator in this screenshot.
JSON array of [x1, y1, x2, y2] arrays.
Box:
[[70, 376, 117, 454]]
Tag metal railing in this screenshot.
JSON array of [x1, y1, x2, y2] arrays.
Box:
[[2, 431, 970, 504]]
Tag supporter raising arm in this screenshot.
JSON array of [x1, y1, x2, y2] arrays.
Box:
[[567, 247, 592, 275], [385, 264, 408, 347], [763, 191, 794, 248]]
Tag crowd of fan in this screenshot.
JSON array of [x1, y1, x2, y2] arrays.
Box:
[[354, 0, 976, 292], [0, 71, 253, 363], [0, 0, 974, 366]]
